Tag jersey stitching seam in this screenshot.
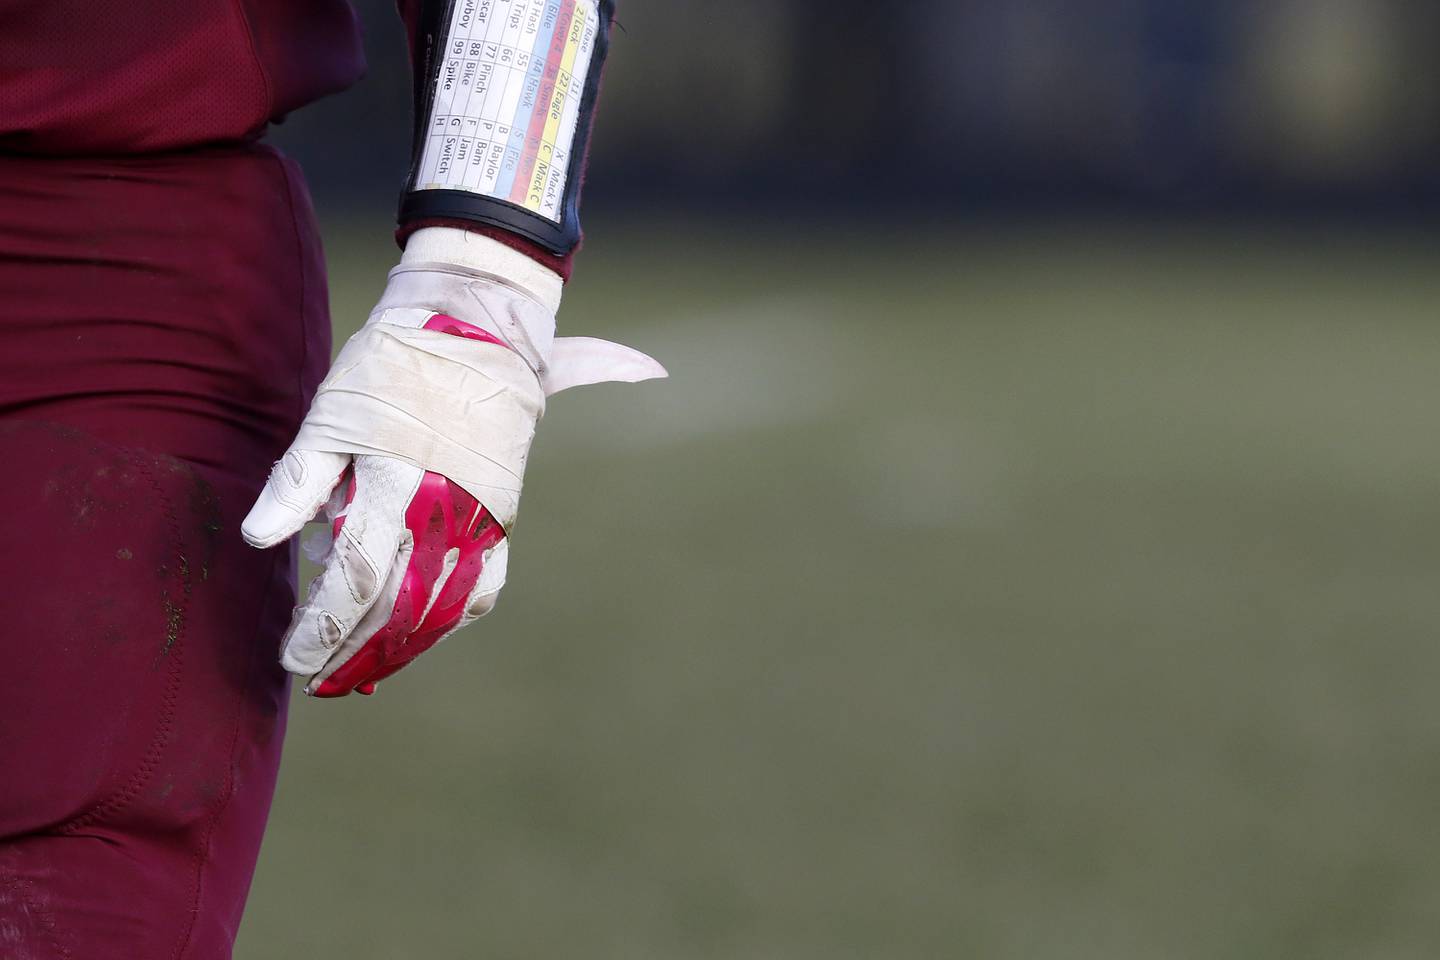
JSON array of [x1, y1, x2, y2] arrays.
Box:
[[271, 150, 312, 429], [226, 0, 275, 124]]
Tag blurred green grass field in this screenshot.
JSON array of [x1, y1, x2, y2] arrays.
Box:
[[240, 219, 1440, 959]]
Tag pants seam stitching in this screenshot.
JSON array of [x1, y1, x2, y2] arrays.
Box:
[[58, 452, 189, 835], [170, 546, 281, 960]]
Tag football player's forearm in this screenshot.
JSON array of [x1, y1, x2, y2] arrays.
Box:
[[393, 0, 616, 280]]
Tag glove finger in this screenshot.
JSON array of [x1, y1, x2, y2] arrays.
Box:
[[278, 457, 424, 679], [460, 535, 509, 622], [411, 515, 507, 634], [394, 502, 507, 663], [242, 449, 351, 548], [313, 491, 508, 697], [304, 526, 414, 697], [357, 535, 511, 691]]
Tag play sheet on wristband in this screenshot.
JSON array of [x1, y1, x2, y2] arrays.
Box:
[[414, 0, 600, 225]]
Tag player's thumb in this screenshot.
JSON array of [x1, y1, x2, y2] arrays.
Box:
[[242, 449, 351, 549]]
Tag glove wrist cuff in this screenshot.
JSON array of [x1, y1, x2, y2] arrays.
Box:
[[402, 226, 563, 314]]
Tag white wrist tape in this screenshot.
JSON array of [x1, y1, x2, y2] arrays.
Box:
[[377, 239, 664, 398], [293, 322, 542, 530], [403, 228, 563, 314], [289, 233, 665, 530]]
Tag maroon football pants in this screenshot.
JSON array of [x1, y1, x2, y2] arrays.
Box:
[[0, 144, 331, 958]]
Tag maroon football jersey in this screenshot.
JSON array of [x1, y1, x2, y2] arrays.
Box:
[[0, 0, 367, 154]]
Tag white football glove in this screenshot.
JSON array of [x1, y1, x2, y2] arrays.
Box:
[[241, 227, 665, 697]]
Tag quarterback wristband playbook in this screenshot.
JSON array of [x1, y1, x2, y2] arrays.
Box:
[[400, 0, 614, 255]]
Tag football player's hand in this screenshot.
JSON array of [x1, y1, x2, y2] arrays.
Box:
[[240, 228, 665, 697]]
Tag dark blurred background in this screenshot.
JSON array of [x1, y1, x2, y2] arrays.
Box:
[[245, 3, 1440, 958], [275, 0, 1440, 219]]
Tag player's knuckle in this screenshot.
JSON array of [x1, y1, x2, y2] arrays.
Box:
[[339, 545, 379, 604], [466, 591, 499, 619], [317, 611, 345, 649]]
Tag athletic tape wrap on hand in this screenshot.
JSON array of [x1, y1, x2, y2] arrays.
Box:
[[240, 228, 665, 697]]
